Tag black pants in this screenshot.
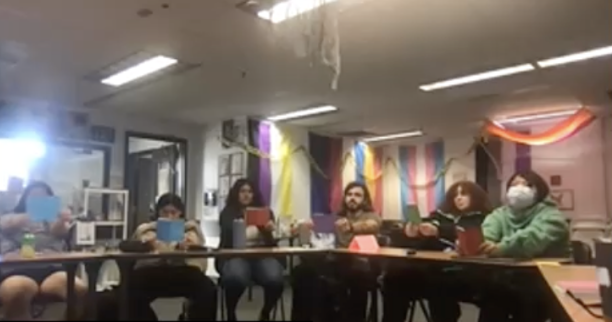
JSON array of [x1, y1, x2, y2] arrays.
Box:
[[291, 258, 376, 322], [97, 265, 217, 321], [382, 266, 549, 322]]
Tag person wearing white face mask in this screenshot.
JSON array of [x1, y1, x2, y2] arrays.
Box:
[[478, 170, 570, 322], [480, 170, 570, 258]]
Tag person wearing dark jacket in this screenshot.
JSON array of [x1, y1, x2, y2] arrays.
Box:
[[382, 181, 492, 322], [217, 178, 284, 321]]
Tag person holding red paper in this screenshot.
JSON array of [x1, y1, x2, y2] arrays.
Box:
[[382, 181, 494, 322], [217, 179, 284, 321]]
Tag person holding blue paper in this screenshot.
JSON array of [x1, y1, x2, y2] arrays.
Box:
[[0, 181, 88, 320], [97, 193, 216, 321], [217, 178, 284, 321]]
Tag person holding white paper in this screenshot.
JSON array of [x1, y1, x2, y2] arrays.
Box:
[[97, 193, 216, 321], [0, 181, 87, 320]]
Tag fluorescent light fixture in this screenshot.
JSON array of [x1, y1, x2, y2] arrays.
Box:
[[537, 45, 612, 68], [101, 55, 178, 87], [258, 0, 337, 24], [419, 64, 536, 91], [362, 130, 424, 143], [495, 109, 578, 125], [267, 105, 338, 121]]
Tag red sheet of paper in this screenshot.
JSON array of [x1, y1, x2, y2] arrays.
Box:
[[349, 235, 380, 253], [456, 227, 484, 256], [557, 281, 599, 293], [245, 208, 270, 227]]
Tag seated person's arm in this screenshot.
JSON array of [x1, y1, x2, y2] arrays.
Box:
[[49, 211, 72, 238], [482, 210, 503, 243], [0, 213, 29, 232], [185, 220, 205, 246], [496, 210, 568, 258], [352, 213, 382, 235], [132, 222, 156, 242]]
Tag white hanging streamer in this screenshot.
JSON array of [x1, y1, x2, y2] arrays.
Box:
[[269, 0, 341, 90]]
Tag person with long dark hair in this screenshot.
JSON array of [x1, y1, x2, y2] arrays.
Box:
[[382, 181, 493, 322], [0, 181, 87, 320], [217, 178, 284, 321], [97, 193, 217, 321]]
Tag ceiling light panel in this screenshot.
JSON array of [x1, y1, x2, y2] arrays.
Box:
[[495, 109, 578, 125], [268, 105, 338, 121], [419, 64, 536, 91], [257, 0, 337, 24], [361, 130, 424, 142], [101, 55, 178, 87], [536, 45, 612, 68]]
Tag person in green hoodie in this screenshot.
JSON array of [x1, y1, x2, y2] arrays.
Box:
[[479, 169, 570, 322], [480, 170, 570, 259]]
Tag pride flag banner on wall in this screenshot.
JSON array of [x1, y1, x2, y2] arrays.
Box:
[[309, 133, 343, 214], [353, 142, 384, 214], [398, 141, 446, 219]]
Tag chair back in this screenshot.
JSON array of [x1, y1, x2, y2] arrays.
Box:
[[571, 240, 593, 265]]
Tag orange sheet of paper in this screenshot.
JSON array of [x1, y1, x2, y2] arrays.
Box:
[[245, 208, 270, 227], [349, 235, 380, 253]]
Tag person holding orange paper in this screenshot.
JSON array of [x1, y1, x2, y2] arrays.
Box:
[[382, 181, 493, 322], [217, 179, 284, 321]]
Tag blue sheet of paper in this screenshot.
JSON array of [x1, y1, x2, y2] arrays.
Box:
[[26, 196, 60, 222], [157, 219, 185, 243]]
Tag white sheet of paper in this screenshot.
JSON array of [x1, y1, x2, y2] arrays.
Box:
[[76, 221, 96, 246]]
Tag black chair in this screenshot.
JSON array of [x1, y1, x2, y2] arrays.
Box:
[[571, 240, 593, 265]]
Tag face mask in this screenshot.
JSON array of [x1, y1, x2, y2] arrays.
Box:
[[506, 185, 536, 210]]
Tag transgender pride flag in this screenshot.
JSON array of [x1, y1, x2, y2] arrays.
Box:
[[398, 141, 446, 220]]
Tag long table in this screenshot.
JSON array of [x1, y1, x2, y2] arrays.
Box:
[[538, 265, 603, 322], [0, 247, 573, 321]]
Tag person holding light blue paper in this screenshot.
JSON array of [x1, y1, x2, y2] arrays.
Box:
[[0, 181, 87, 321], [97, 193, 216, 321]]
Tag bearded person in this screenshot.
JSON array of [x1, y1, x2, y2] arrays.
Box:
[[290, 181, 381, 322]]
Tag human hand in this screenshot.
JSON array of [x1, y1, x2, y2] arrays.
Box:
[[404, 223, 419, 237], [418, 223, 439, 237], [57, 210, 72, 223], [479, 241, 500, 256], [13, 213, 31, 227], [264, 220, 275, 232], [335, 218, 351, 233]]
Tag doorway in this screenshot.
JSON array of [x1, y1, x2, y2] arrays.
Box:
[[124, 132, 187, 232]]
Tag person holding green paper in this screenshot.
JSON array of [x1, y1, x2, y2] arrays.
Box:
[[382, 181, 492, 322], [0, 181, 87, 320]]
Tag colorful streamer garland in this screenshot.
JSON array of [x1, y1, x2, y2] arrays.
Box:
[[219, 107, 595, 190]]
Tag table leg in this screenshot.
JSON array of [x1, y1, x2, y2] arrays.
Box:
[[63, 262, 78, 321], [117, 260, 135, 321], [84, 261, 103, 321]]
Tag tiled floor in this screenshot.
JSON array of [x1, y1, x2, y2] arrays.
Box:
[[32, 286, 480, 321]]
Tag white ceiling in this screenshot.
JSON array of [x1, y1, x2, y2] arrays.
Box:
[[0, 0, 611, 138]]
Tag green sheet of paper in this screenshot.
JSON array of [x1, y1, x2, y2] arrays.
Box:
[[406, 205, 422, 224]]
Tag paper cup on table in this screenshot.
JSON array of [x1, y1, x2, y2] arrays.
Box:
[[232, 219, 247, 249]]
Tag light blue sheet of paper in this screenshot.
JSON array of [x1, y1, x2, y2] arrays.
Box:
[[157, 219, 185, 243], [26, 196, 60, 222]]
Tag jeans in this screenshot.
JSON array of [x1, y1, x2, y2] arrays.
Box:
[[221, 257, 285, 320], [96, 265, 217, 321]]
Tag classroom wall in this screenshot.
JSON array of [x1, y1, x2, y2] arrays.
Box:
[[500, 118, 608, 220], [201, 119, 475, 221], [0, 109, 205, 218]]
